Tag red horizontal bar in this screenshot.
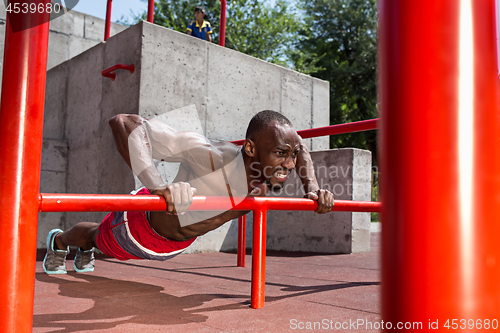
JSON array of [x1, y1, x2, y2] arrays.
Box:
[[101, 63, 135, 81], [39, 193, 381, 213], [231, 118, 379, 145]]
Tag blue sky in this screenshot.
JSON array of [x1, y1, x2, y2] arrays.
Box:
[[71, 0, 147, 23]]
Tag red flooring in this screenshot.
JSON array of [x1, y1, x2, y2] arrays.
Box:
[[34, 233, 381, 332]]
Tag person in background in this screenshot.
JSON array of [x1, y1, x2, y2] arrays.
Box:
[[186, 6, 212, 42]]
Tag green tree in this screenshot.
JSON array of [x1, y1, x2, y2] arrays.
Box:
[[126, 0, 303, 66], [294, 0, 378, 162]]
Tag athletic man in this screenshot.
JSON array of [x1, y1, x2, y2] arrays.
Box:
[[43, 110, 334, 274]]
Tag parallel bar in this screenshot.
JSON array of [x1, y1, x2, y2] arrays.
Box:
[[237, 215, 246, 267], [218, 0, 226, 46], [380, 0, 500, 324], [230, 118, 379, 145], [147, 0, 154, 23], [0, 2, 51, 331], [39, 193, 381, 213], [104, 0, 112, 41], [251, 209, 267, 309]]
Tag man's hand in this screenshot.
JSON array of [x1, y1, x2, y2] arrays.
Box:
[[304, 189, 334, 214], [151, 182, 197, 215]]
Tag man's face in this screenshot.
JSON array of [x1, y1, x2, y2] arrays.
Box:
[[255, 123, 301, 191]]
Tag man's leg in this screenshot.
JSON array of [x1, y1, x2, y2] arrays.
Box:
[[54, 222, 99, 251], [44, 222, 99, 275]]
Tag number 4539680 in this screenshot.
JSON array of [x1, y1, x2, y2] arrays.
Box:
[[6, 2, 62, 14], [444, 319, 498, 330]]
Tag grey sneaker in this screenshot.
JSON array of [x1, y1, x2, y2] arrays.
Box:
[[74, 247, 95, 273], [43, 229, 69, 275]]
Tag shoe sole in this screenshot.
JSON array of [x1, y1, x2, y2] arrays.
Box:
[[43, 229, 67, 275], [73, 263, 94, 273]]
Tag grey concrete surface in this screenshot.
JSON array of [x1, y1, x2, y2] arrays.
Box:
[[38, 21, 369, 255]]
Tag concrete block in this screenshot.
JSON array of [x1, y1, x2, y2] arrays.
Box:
[[280, 71, 313, 131], [352, 148, 372, 201], [44, 61, 69, 139], [281, 70, 314, 150], [65, 43, 103, 150], [66, 147, 100, 194], [312, 78, 330, 150], [71, 10, 85, 38], [68, 36, 100, 59], [41, 139, 68, 172], [49, 9, 73, 34], [47, 31, 69, 70], [84, 15, 105, 41], [40, 170, 67, 193], [110, 22, 127, 37], [65, 145, 106, 228], [351, 228, 370, 253], [206, 44, 281, 141], [99, 23, 143, 194], [350, 149, 372, 253], [139, 22, 209, 130]]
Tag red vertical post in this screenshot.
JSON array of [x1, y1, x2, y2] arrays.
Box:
[[380, 0, 500, 326], [218, 0, 226, 47], [251, 209, 267, 309], [237, 215, 246, 267], [104, 0, 112, 41], [147, 0, 154, 23], [0, 1, 51, 331]]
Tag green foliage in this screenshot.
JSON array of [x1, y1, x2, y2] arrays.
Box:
[[126, 0, 303, 66], [294, 0, 378, 162]]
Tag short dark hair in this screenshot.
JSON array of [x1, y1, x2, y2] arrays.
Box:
[[245, 110, 293, 140], [195, 6, 205, 13]]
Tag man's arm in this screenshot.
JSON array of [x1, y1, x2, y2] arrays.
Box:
[[295, 139, 334, 214], [109, 114, 202, 214]]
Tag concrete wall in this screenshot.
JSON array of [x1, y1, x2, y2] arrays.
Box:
[[0, 3, 126, 95], [40, 21, 355, 254]]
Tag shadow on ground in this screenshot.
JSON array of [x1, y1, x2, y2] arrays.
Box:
[[34, 263, 378, 332]]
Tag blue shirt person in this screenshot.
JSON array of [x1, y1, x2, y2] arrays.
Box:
[[186, 6, 212, 42]]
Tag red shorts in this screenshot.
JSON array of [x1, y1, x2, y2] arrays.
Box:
[[95, 188, 197, 260]]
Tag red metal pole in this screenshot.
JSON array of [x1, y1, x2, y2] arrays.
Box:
[[147, 0, 154, 23], [230, 118, 379, 146], [39, 193, 381, 213], [218, 0, 226, 46], [380, 0, 500, 325], [251, 208, 267, 309], [237, 215, 246, 267], [0, 1, 51, 331], [104, 0, 112, 41]]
